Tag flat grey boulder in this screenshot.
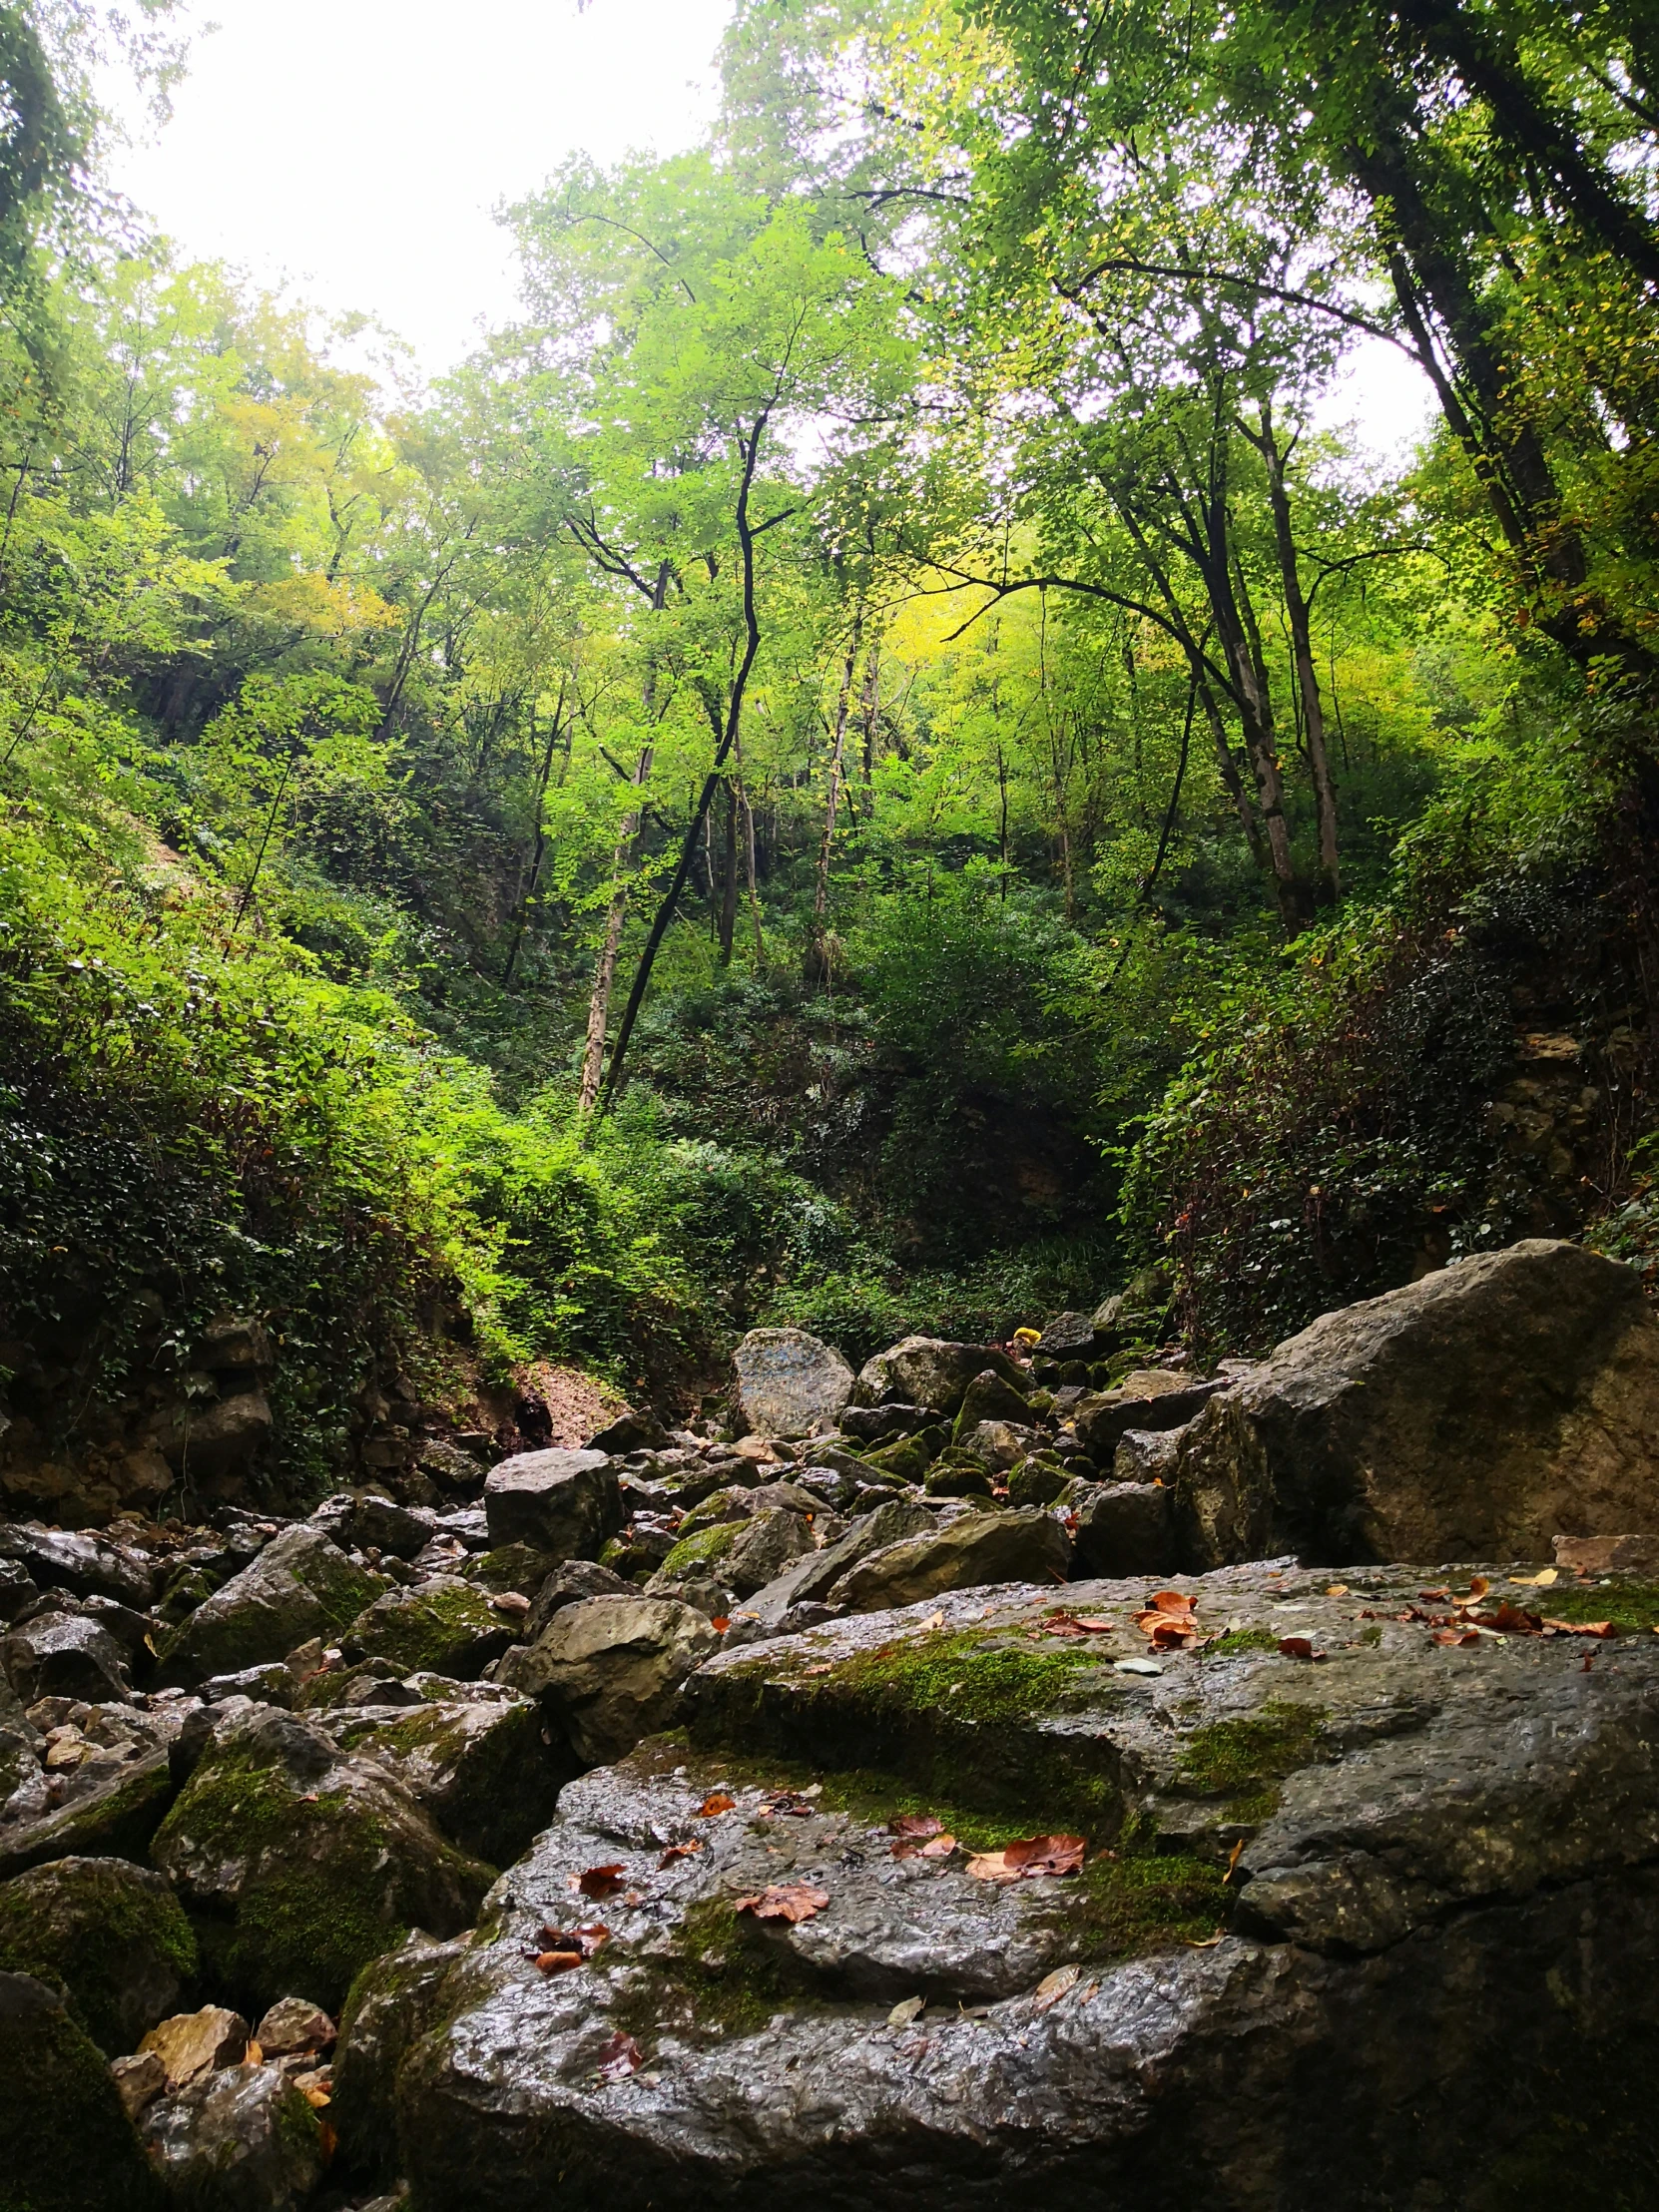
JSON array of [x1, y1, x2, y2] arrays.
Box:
[[852, 1337, 1027, 1416], [1172, 1238, 1659, 1567], [3, 1612, 129, 1705], [387, 1561, 1659, 2209], [733, 1328, 855, 1437], [498, 1595, 719, 1765], [829, 1506, 1071, 1612], [0, 1526, 156, 1609], [156, 1525, 380, 1685], [483, 1448, 621, 1559]]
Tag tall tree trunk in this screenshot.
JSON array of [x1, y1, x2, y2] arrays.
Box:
[[717, 779, 739, 964], [734, 731, 766, 962], [859, 630, 880, 783], [1246, 402, 1340, 905], [578, 743, 653, 1114], [597, 405, 774, 1117], [502, 684, 570, 987], [807, 606, 862, 988]]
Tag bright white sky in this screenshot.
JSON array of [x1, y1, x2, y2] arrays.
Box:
[[105, 0, 1435, 452], [108, 0, 734, 374]]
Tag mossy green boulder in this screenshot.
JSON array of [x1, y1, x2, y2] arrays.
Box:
[[0, 1971, 160, 2211], [0, 1748, 177, 1883], [331, 1694, 573, 1865], [0, 1856, 196, 2054], [151, 1705, 491, 2015], [156, 1527, 381, 1685], [332, 1933, 471, 2179], [654, 1521, 739, 1582], [342, 1578, 515, 1679]]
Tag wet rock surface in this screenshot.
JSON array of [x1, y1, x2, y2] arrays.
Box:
[[2, 1249, 1658, 2208]]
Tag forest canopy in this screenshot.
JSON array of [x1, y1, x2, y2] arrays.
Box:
[[1, 0, 1656, 1472]]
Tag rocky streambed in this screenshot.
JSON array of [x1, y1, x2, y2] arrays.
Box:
[[4, 1237, 1659, 2208]]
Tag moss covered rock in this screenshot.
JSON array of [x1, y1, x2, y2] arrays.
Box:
[[459, 1544, 559, 1596], [156, 1527, 381, 1686], [0, 1748, 177, 1883], [0, 1970, 160, 2211], [150, 1704, 490, 2015], [145, 2060, 325, 2212], [0, 1856, 195, 2054], [342, 1578, 515, 1680], [332, 1933, 470, 2180], [653, 1521, 739, 1583], [330, 1694, 573, 1865], [499, 1595, 719, 1765]]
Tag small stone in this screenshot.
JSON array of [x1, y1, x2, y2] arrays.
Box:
[[140, 2003, 251, 2091], [110, 2048, 166, 2120], [254, 1997, 336, 2059]]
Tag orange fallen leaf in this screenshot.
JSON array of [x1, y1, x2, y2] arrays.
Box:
[[1225, 1839, 1245, 1882], [597, 2029, 645, 2083], [1431, 1628, 1480, 1646], [697, 1793, 737, 1817], [967, 1833, 1086, 1883], [578, 1864, 627, 1899], [534, 1948, 583, 1974], [1278, 1636, 1325, 1661], [1542, 1617, 1616, 1638], [734, 1883, 829, 1924], [890, 1815, 944, 1840], [711, 1616, 732, 1633], [244, 2039, 265, 2067], [1325, 1584, 1349, 1597], [317, 2122, 337, 2164], [659, 1841, 705, 1868]]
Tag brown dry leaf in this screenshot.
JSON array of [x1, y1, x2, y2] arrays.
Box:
[[1225, 1839, 1245, 1883], [1418, 1587, 1451, 1602], [760, 1791, 816, 1818], [1431, 1628, 1480, 1646], [1460, 1576, 1491, 1603], [1542, 1616, 1617, 1639], [533, 1948, 583, 1974], [802, 1663, 833, 1676], [1032, 1963, 1080, 2011], [969, 1833, 1086, 1882], [711, 1616, 732, 1634], [1325, 1584, 1349, 1597], [244, 2039, 265, 2067], [918, 1833, 957, 1858], [887, 1994, 926, 2026], [734, 1883, 830, 1924], [658, 1841, 705, 1869], [890, 1815, 944, 1840], [697, 1793, 737, 1818], [920, 1609, 946, 1630], [301, 2083, 331, 2109], [597, 2030, 645, 2084], [317, 2122, 337, 2165], [1277, 1636, 1325, 1661], [578, 1864, 627, 1900], [1466, 1603, 1544, 1635]]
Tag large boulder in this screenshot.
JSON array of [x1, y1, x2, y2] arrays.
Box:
[[0, 1736, 177, 1882], [828, 1507, 1071, 1612], [388, 1562, 1659, 2210], [0, 1525, 156, 1609], [331, 1932, 470, 2177], [1070, 1371, 1220, 1461], [0, 1971, 159, 2211], [498, 1596, 719, 1765], [145, 2060, 326, 2212], [733, 1329, 855, 1438], [1068, 1480, 1177, 1578], [736, 1495, 940, 1632], [150, 1704, 491, 2013], [0, 1855, 195, 2052], [327, 1691, 573, 1865], [3, 1610, 130, 1704], [342, 1578, 518, 1680], [1172, 1239, 1659, 1568], [483, 1448, 622, 1559], [157, 1526, 381, 1684], [852, 1338, 1027, 1417]]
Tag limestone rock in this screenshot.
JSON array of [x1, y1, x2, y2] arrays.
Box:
[[852, 1337, 1027, 1416], [0, 1525, 156, 1609], [1071, 1372, 1220, 1460], [151, 1703, 490, 2013], [725, 1505, 818, 1597], [952, 1368, 1037, 1436], [0, 1856, 195, 2053], [732, 1328, 855, 1438], [1113, 1427, 1184, 1484], [498, 1595, 718, 1765], [145, 2060, 325, 2212], [954, 1418, 1042, 1471], [139, 2004, 249, 2090], [157, 1526, 380, 1685], [461, 1541, 561, 1596], [342, 1578, 517, 1680], [254, 1995, 335, 2059], [1035, 1311, 1101, 1359], [332, 1933, 470, 2177], [111, 2048, 166, 2121], [327, 1691, 572, 1865], [586, 1406, 671, 1454], [157, 1388, 274, 1478], [3, 1612, 130, 1705], [482, 1447, 621, 1559], [393, 1562, 1659, 2209], [1069, 1480, 1176, 1578], [523, 1558, 633, 1641], [0, 1740, 177, 1882], [828, 1507, 1071, 1612], [1172, 1239, 1659, 1568], [350, 1493, 437, 1559], [0, 1972, 158, 2212], [733, 1495, 939, 1635]]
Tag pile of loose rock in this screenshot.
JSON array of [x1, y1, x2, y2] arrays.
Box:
[[6, 1238, 1659, 2208]]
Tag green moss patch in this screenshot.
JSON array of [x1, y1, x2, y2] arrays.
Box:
[[606, 1896, 825, 2053], [0, 1978, 160, 2212], [1175, 1700, 1327, 1822], [658, 1522, 739, 1579], [344, 1581, 510, 1678], [1536, 1579, 1659, 1633], [1029, 1845, 1228, 1962], [1202, 1629, 1282, 1659]]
